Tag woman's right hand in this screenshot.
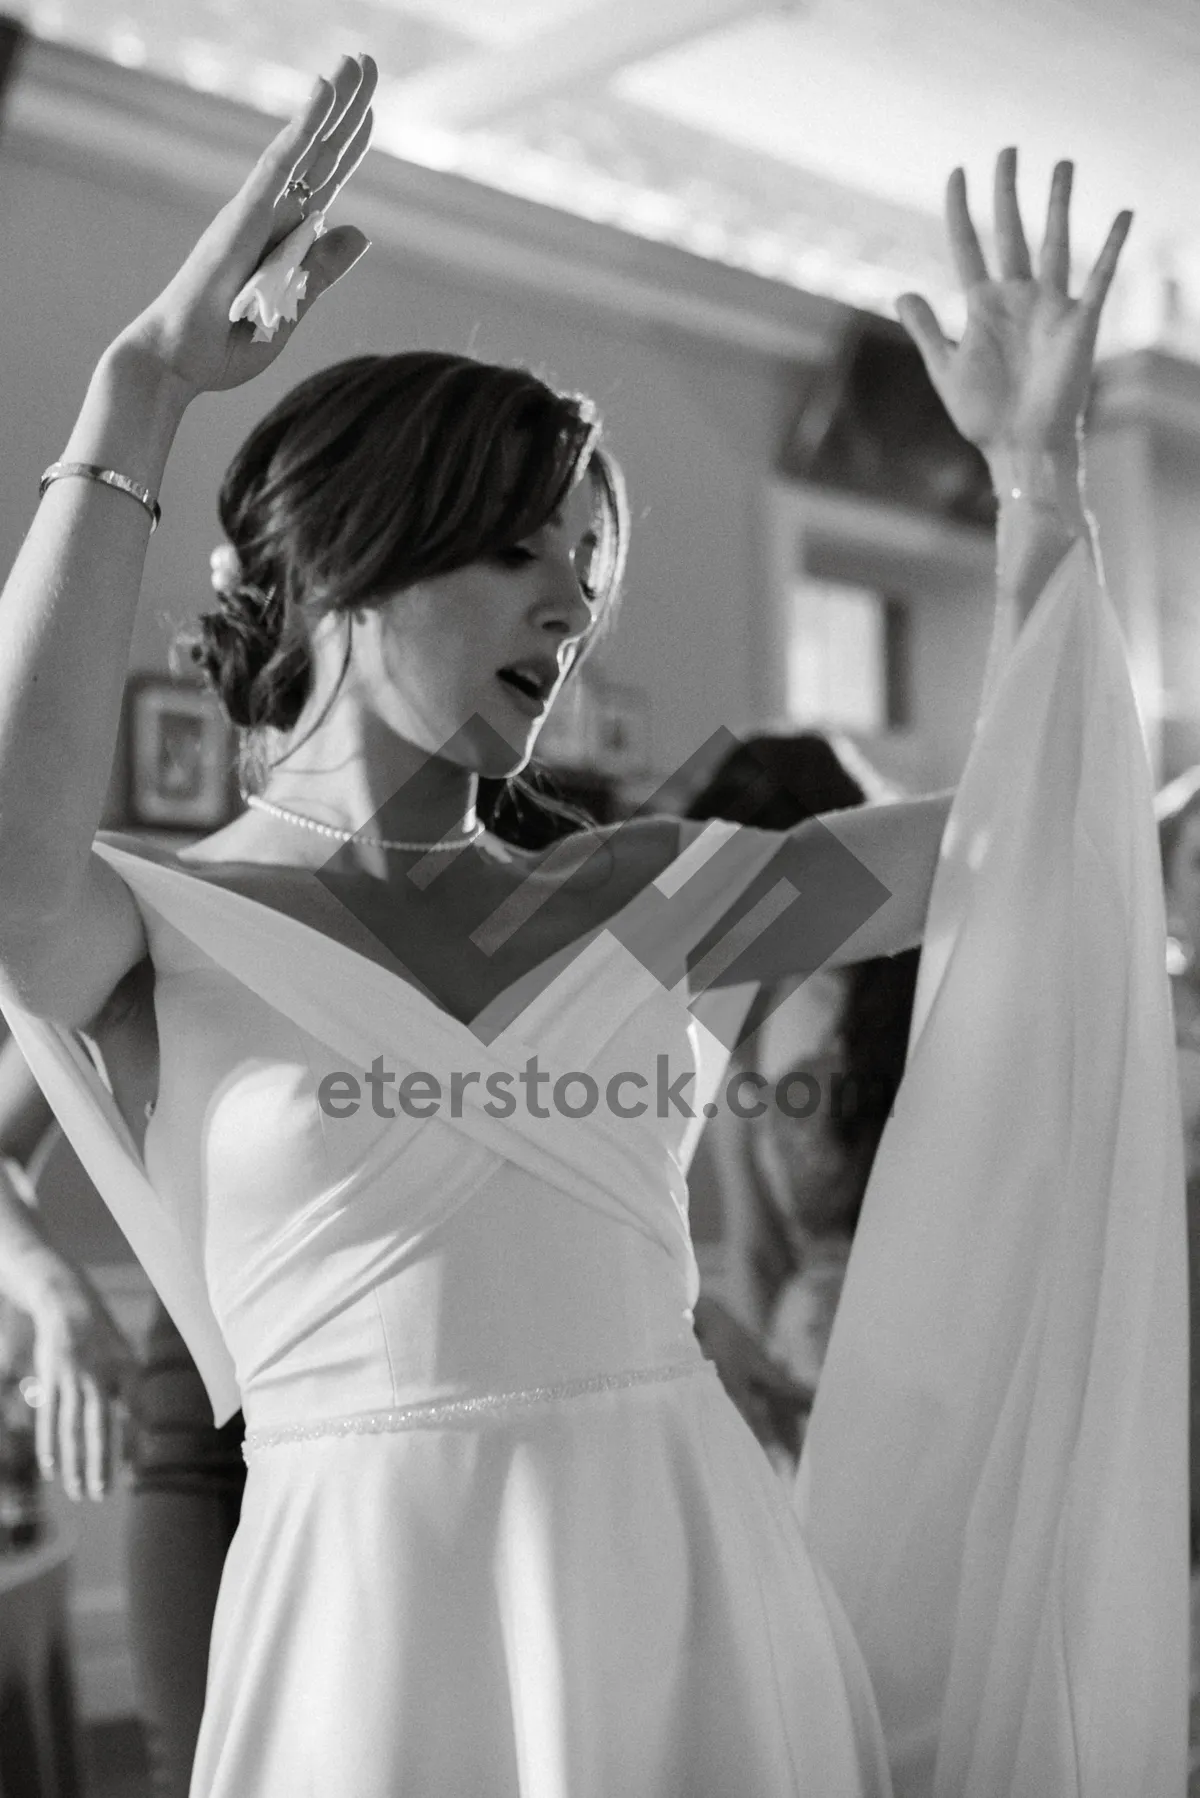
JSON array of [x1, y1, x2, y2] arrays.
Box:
[[117, 52, 377, 400]]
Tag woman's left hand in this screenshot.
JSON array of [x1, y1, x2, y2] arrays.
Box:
[[896, 149, 1132, 455], [692, 1294, 813, 1456]]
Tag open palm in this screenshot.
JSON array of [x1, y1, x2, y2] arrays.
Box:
[[123, 53, 377, 398], [897, 151, 1132, 455]]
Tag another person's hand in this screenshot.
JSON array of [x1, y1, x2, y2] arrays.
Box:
[[26, 1268, 136, 1502], [119, 52, 377, 399], [896, 149, 1131, 456], [692, 1293, 813, 1458]]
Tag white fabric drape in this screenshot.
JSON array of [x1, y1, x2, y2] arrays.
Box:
[[796, 540, 1190, 1796]]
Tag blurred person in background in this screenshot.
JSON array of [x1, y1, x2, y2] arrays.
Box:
[[686, 734, 919, 1469], [0, 1020, 243, 1798], [1154, 769, 1200, 1782], [0, 1035, 134, 1507], [1156, 767, 1200, 1563]]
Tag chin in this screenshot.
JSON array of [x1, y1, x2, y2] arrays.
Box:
[[453, 712, 539, 780], [476, 742, 533, 780]]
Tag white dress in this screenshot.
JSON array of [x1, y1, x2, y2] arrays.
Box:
[[1, 543, 1188, 1796]]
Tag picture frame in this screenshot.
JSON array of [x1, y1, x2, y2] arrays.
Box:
[[125, 676, 237, 830]]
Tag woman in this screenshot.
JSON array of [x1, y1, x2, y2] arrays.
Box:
[[0, 49, 1161, 1795], [685, 734, 919, 1465]]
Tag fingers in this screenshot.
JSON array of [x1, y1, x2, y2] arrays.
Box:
[[58, 1380, 83, 1500], [1039, 159, 1073, 291], [1080, 207, 1134, 317], [296, 55, 377, 202], [993, 146, 1033, 281], [896, 292, 952, 379], [241, 76, 338, 217], [240, 51, 375, 227], [81, 1379, 109, 1501], [292, 227, 373, 318], [753, 1377, 813, 1418], [33, 1368, 120, 1500], [35, 1366, 58, 1483], [938, 147, 1128, 325], [740, 1346, 809, 1399], [307, 108, 375, 216], [946, 166, 989, 291]]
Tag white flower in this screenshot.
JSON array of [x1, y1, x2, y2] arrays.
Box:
[[210, 543, 242, 596], [228, 212, 328, 343]]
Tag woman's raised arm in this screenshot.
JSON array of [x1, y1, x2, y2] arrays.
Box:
[[0, 53, 376, 1027], [899, 150, 1129, 708], [690, 151, 1132, 986]]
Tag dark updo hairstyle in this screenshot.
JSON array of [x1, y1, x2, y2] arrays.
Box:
[[184, 351, 627, 829], [685, 731, 920, 1219]]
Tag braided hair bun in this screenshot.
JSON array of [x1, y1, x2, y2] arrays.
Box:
[[188, 543, 305, 731]]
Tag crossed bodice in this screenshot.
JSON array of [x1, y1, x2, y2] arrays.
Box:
[[4, 819, 779, 1427]]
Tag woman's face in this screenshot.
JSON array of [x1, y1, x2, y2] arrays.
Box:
[[355, 475, 602, 779], [1168, 812, 1200, 948]]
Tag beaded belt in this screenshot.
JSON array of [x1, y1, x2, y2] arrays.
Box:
[[243, 1357, 713, 1457]]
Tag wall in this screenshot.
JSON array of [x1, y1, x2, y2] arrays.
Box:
[[1087, 349, 1200, 785], [1154, 432, 1200, 776]]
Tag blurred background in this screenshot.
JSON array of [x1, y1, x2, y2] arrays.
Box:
[[1, 2, 1199, 1790]]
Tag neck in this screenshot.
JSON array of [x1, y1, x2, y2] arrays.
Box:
[[255, 696, 482, 854], [258, 756, 479, 845]]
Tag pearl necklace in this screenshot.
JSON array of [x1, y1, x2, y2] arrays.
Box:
[[242, 791, 486, 853]]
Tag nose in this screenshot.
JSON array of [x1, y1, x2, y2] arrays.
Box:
[[535, 556, 594, 645]]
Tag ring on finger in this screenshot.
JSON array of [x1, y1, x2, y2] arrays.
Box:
[[282, 174, 315, 215]]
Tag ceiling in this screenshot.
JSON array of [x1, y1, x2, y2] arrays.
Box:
[[13, 0, 1200, 351]]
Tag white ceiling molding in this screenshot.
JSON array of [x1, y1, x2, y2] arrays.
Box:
[[390, 0, 773, 131], [3, 36, 840, 363], [8, 0, 1194, 354]]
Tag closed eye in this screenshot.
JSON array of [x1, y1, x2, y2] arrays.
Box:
[[494, 545, 537, 568]]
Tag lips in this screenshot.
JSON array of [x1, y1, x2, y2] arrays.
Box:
[[495, 657, 559, 714]]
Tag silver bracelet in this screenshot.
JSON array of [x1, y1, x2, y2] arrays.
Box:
[[39, 461, 161, 532]]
